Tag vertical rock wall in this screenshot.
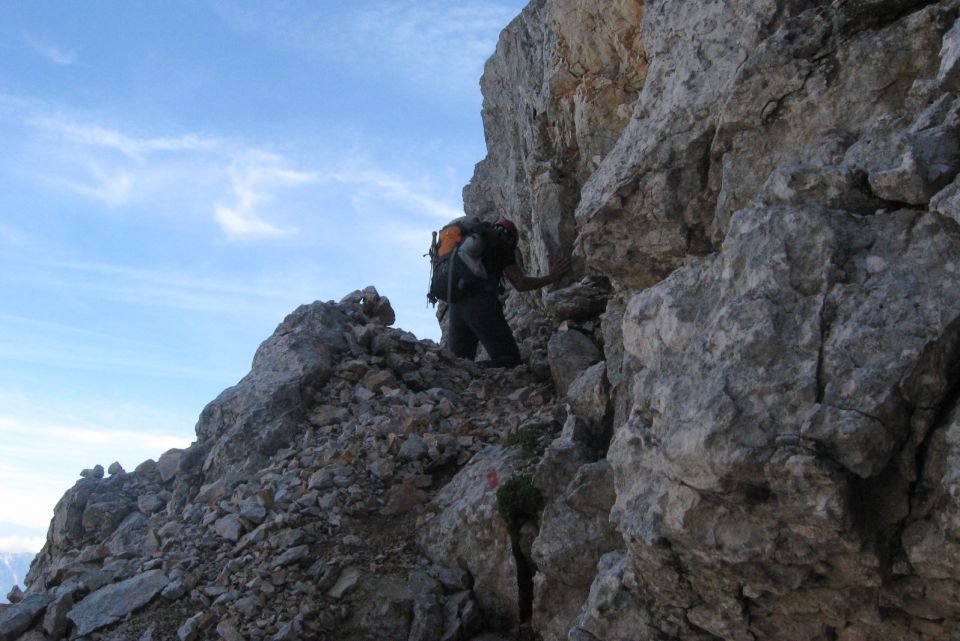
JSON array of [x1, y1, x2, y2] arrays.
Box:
[[463, 0, 646, 352], [465, 0, 960, 638]]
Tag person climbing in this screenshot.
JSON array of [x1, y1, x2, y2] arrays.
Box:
[[434, 217, 571, 368]]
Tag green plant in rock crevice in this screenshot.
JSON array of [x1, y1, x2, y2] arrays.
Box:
[[496, 474, 544, 536], [502, 421, 552, 457]]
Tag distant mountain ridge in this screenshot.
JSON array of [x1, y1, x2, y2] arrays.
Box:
[[0, 552, 35, 604]]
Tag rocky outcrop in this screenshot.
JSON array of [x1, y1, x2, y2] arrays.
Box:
[[11, 289, 569, 641], [460, 0, 960, 639], [464, 0, 647, 354], [13, 1, 960, 640]]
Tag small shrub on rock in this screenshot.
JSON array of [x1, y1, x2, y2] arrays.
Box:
[[496, 475, 544, 534]]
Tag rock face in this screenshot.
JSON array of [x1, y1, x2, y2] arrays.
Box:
[[13, 2, 960, 641], [461, 0, 960, 638]]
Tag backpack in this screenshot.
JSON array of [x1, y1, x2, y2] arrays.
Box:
[[427, 217, 493, 305]]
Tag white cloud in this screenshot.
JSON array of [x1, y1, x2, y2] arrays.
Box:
[[57, 161, 133, 206], [214, 151, 317, 240], [214, 204, 288, 238], [0, 536, 45, 554], [30, 117, 219, 161], [329, 167, 463, 221], [12, 101, 465, 244], [23, 34, 77, 66]]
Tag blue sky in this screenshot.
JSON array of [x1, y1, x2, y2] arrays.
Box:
[[0, 0, 526, 553]]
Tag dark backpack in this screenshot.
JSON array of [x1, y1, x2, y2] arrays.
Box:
[[427, 217, 493, 305]]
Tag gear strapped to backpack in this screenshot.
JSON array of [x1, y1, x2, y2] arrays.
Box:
[[427, 217, 494, 305]]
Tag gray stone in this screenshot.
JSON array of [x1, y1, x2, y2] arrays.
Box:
[[156, 448, 183, 482], [273, 544, 310, 569], [133, 458, 159, 479], [430, 565, 471, 593], [564, 362, 609, 429], [568, 552, 657, 641], [161, 579, 189, 601], [238, 500, 267, 524], [866, 125, 960, 204], [532, 461, 621, 641], [544, 276, 611, 322], [178, 298, 367, 494], [400, 433, 429, 461], [137, 493, 166, 514], [81, 493, 135, 541], [194, 480, 227, 505], [418, 446, 524, 630], [213, 514, 245, 542], [177, 611, 211, 641], [306, 469, 334, 490], [327, 567, 360, 600], [534, 431, 593, 505], [0, 594, 48, 641], [755, 163, 881, 214], [105, 512, 154, 559], [547, 330, 601, 396], [107, 461, 124, 476], [940, 16, 960, 90], [932, 174, 960, 224], [308, 405, 349, 427], [340, 286, 396, 326], [216, 620, 246, 641], [408, 592, 444, 641], [43, 591, 73, 640], [362, 368, 397, 392], [615, 205, 960, 637], [79, 465, 104, 479], [233, 595, 262, 619], [67, 569, 168, 636]]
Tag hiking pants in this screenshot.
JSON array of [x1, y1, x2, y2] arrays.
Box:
[[448, 290, 522, 368]]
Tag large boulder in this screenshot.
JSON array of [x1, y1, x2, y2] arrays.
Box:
[[67, 570, 169, 637], [418, 446, 525, 631], [177, 289, 394, 495], [613, 205, 960, 638], [531, 461, 621, 641], [547, 330, 601, 396], [0, 595, 49, 641]]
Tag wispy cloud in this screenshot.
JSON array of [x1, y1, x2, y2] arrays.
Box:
[[215, 151, 316, 240], [328, 167, 463, 221], [23, 34, 77, 66], [55, 160, 133, 206], [30, 117, 219, 161], [10, 102, 464, 243]]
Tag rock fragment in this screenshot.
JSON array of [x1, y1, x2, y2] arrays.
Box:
[[67, 569, 168, 636]]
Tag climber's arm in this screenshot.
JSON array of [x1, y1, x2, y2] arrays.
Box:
[[503, 256, 572, 292]]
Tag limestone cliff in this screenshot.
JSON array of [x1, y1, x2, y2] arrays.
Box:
[[465, 0, 960, 639], [5, 1, 960, 640]]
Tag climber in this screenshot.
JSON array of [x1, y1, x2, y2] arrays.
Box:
[[445, 218, 571, 368]]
